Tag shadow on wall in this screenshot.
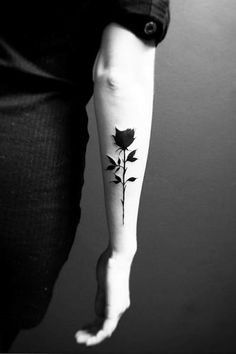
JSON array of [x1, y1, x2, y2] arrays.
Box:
[[11, 0, 236, 352]]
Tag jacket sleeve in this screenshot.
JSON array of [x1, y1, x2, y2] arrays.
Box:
[[105, 0, 170, 46]]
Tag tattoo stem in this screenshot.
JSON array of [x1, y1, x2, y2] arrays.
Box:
[[122, 149, 126, 224]]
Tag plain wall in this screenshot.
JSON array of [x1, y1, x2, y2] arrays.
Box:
[[12, 0, 236, 352]]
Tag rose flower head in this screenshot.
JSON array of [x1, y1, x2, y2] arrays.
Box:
[[112, 128, 135, 150]]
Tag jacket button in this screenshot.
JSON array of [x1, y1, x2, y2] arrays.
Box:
[[144, 21, 157, 35]]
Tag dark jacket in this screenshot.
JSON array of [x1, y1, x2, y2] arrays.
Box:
[[0, 1, 170, 83], [107, 0, 170, 46]]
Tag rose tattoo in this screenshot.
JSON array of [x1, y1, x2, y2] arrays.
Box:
[[105, 127, 138, 224]]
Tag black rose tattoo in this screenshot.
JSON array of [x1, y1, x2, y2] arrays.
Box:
[[105, 127, 138, 224]]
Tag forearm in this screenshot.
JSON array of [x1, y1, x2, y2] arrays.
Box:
[[76, 7, 170, 344], [93, 23, 156, 260]]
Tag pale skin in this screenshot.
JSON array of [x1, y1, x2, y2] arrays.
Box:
[[75, 22, 156, 346]]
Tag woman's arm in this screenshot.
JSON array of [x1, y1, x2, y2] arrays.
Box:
[[93, 22, 156, 254], [75, 22, 156, 346]]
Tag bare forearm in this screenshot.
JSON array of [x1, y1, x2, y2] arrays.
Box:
[[93, 23, 156, 260]]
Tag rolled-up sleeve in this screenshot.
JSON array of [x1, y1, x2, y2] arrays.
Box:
[[106, 0, 170, 46]]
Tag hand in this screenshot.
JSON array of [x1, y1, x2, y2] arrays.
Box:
[[75, 248, 133, 346]]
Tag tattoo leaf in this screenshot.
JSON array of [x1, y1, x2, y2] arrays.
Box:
[[127, 177, 137, 182], [115, 175, 122, 182], [106, 155, 116, 165], [127, 150, 138, 162], [112, 180, 120, 184], [118, 157, 121, 165], [106, 165, 116, 170]]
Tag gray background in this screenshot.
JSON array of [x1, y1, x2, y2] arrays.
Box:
[[11, 0, 236, 352]]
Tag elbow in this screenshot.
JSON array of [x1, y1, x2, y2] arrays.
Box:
[[93, 67, 154, 96], [93, 67, 136, 91], [92, 53, 154, 95], [92, 54, 152, 91]]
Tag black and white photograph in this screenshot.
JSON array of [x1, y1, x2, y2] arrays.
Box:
[[0, 0, 236, 353]]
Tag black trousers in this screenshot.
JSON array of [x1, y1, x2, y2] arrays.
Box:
[[0, 20, 100, 329]]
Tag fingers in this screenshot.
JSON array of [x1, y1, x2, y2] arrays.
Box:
[[75, 316, 119, 346]]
